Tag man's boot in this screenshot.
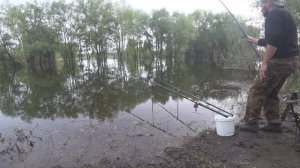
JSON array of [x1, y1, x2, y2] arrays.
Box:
[[238, 122, 259, 132], [259, 123, 282, 133]]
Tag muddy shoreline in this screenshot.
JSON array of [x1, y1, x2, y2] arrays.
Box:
[[88, 115, 300, 168]]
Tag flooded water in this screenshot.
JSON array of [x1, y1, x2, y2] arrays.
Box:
[[0, 59, 253, 167]]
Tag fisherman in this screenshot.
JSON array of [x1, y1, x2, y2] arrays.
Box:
[[240, 0, 299, 132]]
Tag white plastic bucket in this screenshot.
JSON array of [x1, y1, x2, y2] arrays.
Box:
[[214, 115, 235, 136]]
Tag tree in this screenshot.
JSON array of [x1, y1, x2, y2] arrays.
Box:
[[74, 0, 115, 71], [0, 0, 262, 72], [171, 13, 195, 58], [284, 0, 300, 30], [48, 0, 77, 71], [4, 2, 57, 72], [150, 9, 172, 58]]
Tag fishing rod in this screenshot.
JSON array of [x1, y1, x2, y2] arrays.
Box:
[[156, 103, 197, 133], [126, 111, 177, 138], [218, 0, 260, 58], [158, 80, 233, 116], [140, 77, 231, 118]]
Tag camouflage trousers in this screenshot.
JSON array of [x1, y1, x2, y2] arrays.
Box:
[[244, 56, 299, 124]]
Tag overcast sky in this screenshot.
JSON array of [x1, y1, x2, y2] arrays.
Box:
[[114, 0, 260, 17], [6, 0, 262, 19]]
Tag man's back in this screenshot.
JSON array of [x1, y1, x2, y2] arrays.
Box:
[[265, 7, 299, 58]]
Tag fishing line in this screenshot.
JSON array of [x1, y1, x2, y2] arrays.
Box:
[[218, 0, 260, 58], [156, 102, 197, 133], [126, 111, 177, 138]]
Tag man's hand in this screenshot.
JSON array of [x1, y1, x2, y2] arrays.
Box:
[[246, 36, 259, 44], [259, 63, 268, 80], [259, 44, 277, 80]]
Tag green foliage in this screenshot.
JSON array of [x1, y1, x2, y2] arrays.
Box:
[[170, 12, 195, 57], [188, 11, 260, 69], [284, 0, 300, 28], [3, 2, 57, 71], [0, 0, 262, 71], [0, 33, 14, 58]]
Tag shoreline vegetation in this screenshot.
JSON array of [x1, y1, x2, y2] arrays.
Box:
[[0, 0, 263, 73], [0, 0, 299, 73]]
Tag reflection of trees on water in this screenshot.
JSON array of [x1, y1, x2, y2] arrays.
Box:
[[156, 60, 253, 101], [0, 58, 252, 121]]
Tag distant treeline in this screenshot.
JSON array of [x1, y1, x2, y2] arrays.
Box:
[[1, 0, 292, 73]]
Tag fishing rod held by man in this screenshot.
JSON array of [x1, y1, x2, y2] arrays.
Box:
[[218, 0, 260, 58]]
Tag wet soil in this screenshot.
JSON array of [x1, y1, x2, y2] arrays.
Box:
[[83, 115, 300, 168], [157, 119, 300, 168]]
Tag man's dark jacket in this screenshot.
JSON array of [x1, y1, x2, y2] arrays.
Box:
[[257, 7, 299, 59]]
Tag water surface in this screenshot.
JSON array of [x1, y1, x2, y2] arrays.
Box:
[[0, 59, 253, 167]]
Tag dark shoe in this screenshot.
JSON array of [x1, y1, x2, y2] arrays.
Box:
[[238, 122, 259, 132], [259, 123, 282, 133]]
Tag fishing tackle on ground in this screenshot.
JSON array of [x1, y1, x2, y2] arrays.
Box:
[[139, 77, 233, 118]]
